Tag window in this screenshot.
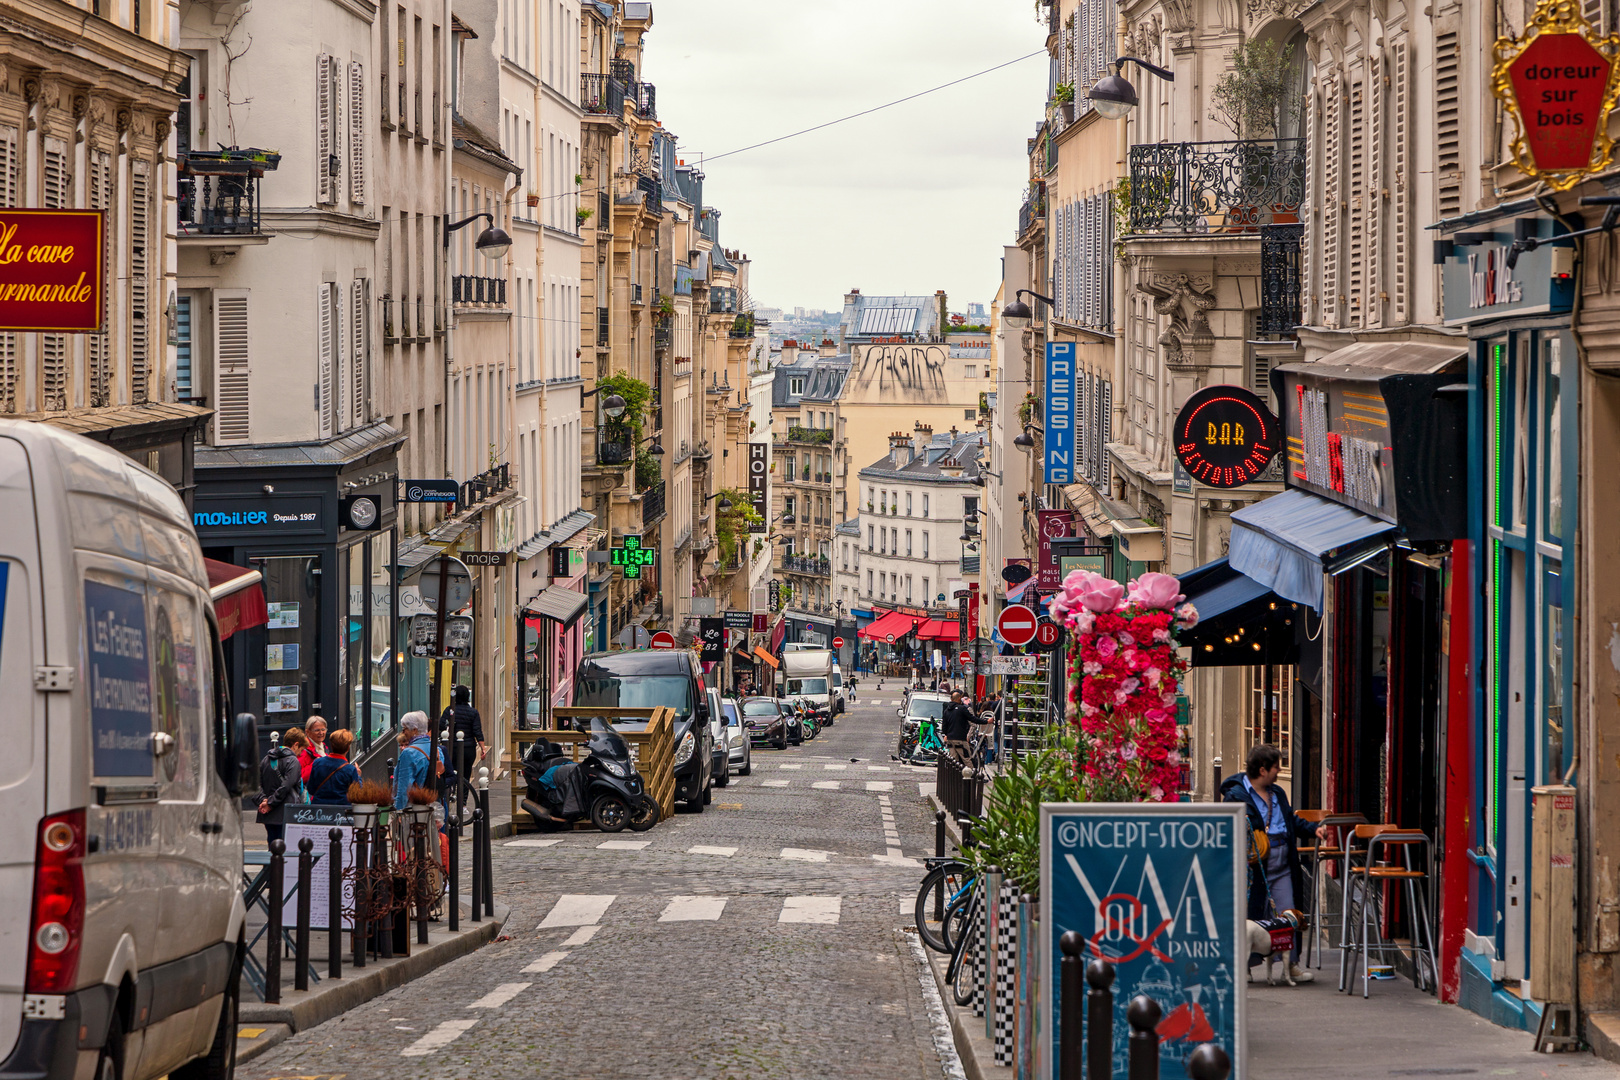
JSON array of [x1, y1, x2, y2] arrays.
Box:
[[965, 365, 977, 378], [867, 569, 873, 594], [906, 576, 913, 604], [906, 492, 912, 515], [879, 572, 887, 597], [906, 530, 912, 556], [1544, 335, 1563, 542], [1243, 665, 1294, 773], [922, 531, 929, 559], [789, 377, 804, 395], [923, 494, 930, 518], [842, 542, 849, 569], [965, 409, 975, 420], [923, 577, 930, 602], [174, 294, 193, 399], [880, 530, 887, 554], [868, 525, 874, 550], [784, 495, 795, 517]]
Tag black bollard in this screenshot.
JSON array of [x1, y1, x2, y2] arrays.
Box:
[[479, 775, 494, 912], [294, 837, 313, 991], [1186, 1043, 1232, 1080], [373, 817, 392, 960], [934, 811, 948, 922], [352, 823, 368, 969], [1127, 995, 1162, 1080], [412, 815, 430, 945], [455, 731, 467, 829], [1059, 931, 1083, 1080], [448, 813, 460, 933], [1085, 958, 1114, 1080], [328, 828, 343, 979], [469, 808, 483, 922], [265, 839, 285, 1004]]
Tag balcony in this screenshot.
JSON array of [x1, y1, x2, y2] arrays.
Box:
[[638, 479, 667, 528], [783, 555, 831, 578], [1128, 139, 1306, 234], [710, 287, 737, 314], [785, 425, 832, 445], [177, 149, 281, 240], [637, 175, 663, 217], [634, 82, 657, 121], [1258, 223, 1304, 336], [581, 73, 627, 117], [1017, 183, 1046, 240], [452, 275, 506, 306], [597, 440, 632, 467]]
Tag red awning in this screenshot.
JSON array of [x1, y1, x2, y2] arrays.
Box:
[[915, 619, 961, 640], [859, 609, 916, 642], [206, 558, 267, 642]]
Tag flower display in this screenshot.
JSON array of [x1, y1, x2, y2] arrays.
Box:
[[1046, 567, 1198, 802]]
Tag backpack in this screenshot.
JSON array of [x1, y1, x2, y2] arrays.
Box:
[[404, 742, 446, 795]]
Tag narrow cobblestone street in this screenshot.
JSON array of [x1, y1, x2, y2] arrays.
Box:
[[245, 693, 953, 1079]]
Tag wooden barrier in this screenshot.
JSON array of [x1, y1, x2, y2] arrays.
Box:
[[506, 706, 677, 828]]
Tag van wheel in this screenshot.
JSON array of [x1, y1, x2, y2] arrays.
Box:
[[174, 937, 240, 1080], [96, 1013, 125, 1080]]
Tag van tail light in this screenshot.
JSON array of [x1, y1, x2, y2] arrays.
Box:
[[25, 809, 86, 995]]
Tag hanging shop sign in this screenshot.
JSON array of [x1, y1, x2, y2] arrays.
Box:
[[1043, 342, 1077, 484], [0, 210, 104, 332], [1172, 385, 1281, 489], [192, 495, 325, 537], [724, 610, 754, 630], [748, 443, 770, 531], [402, 479, 460, 503], [1440, 216, 1574, 325], [1037, 510, 1073, 590], [1492, 0, 1620, 192], [611, 536, 656, 579], [698, 618, 725, 662]]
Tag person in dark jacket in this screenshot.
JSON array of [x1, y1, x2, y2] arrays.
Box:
[[256, 728, 307, 843], [440, 685, 485, 794], [307, 729, 361, 804], [941, 690, 976, 767], [1220, 743, 1320, 982]]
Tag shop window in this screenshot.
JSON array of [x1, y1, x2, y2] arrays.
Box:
[[1513, 342, 1530, 532], [251, 554, 323, 730], [346, 544, 367, 736], [1243, 664, 1295, 776], [1544, 562, 1564, 779], [1543, 336, 1563, 543]]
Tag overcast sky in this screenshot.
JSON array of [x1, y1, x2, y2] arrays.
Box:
[[643, 0, 1051, 316]]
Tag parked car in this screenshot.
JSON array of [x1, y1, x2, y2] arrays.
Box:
[[742, 696, 789, 749], [705, 687, 730, 788], [0, 420, 259, 1080], [719, 697, 752, 776], [573, 649, 714, 810]]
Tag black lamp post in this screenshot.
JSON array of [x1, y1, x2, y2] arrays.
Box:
[[443, 212, 513, 259], [1087, 56, 1176, 120], [1001, 289, 1054, 330]]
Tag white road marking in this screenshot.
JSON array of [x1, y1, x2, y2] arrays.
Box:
[[401, 1019, 479, 1056], [900, 896, 914, 915], [867, 765, 892, 772], [688, 845, 738, 857], [779, 763, 803, 770], [467, 982, 531, 1008], [561, 926, 600, 946], [919, 783, 936, 798], [823, 763, 847, 770], [780, 847, 831, 862], [762, 779, 790, 788], [659, 895, 729, 922], [521, 952, 569, 973], [505, 837, 565, 848], [874, 852, 922, 868], [597, 839, 650, 850], [811, 780, 842, 790], [780, 896, 842, 924], [867, 781, 894, 792], [538, 894, 616, 928]]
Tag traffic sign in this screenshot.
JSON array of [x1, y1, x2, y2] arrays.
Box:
[[884, 634, 896, 644], [959, 650, 972, 666], [417, 557, 472, 613], [996, 604, 1038, 647], [832, 636, 845, 649], [1031, 618, 1067, 652], [650, 631, 676, 649]]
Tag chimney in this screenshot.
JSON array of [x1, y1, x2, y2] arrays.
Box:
[[889, 432, 913, 469], [913, 423, 933, 458]]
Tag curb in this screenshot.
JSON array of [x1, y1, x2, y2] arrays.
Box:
[[235, 1022, 292, 1065], [239, 903, 510, 1033], [925, 937, 1014, 1080]]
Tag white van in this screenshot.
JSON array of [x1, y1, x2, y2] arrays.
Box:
[[0, 421, 258, 1080]]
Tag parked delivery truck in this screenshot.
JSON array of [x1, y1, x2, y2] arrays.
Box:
[[779, 648, 834, 718]]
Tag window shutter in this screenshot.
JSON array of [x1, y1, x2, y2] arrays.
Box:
[[214, 293, 252, 443], [317, 54, 335, 204], [41, 141, 69, 411], [1366, 51, 1384, 328], [130, 161, 150, 403], [1301, 79, 1317, 328], [1249, 351, 1274, 412], [318, 283, 335, 438], [88, 151, 113, 406], [1391, 40, 1412, 325], [350, 279, 366, 427], [1435, 29, 1462, 219], [1320, 70, 1343, 330], [348, 61, 366, 204], [1346, 75, 1366, 328], [1098, 378, 1112, 492]]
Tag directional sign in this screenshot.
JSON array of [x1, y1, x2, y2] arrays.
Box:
[[649, 631, 676, 650], [1032, 618, 1067, 653], [996, 603, 1038, 647], [832, 636, 845, 649]]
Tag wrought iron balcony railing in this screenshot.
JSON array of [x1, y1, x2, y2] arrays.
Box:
[[1017, 184, 1046, 240], [634, 82, 657, 121], [654, 324, 673, 347], [177, 150, 280, 236], [1258, 224, 1304, 336], [596, 307, 609, 346], [638, 175, 662, 216], [639, 480, 667, 527], [783, 555, 831, 577], [1129, 138, 1306, 234], [786, 425, 832, 445], [581, 73, 626, 116], [452, 275, 506, 305]]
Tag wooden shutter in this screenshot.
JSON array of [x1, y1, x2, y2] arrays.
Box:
[[348, 61, 366, 204], [1249, 350, 1274, 412], [318, 283, 335, 438], [1583, 0, 1608, 33], [214, 292, 251, 443], [41, 141, 69, 410], [1435, 29, 1462, 219], [130, 161, 150, 403], [1365, 49, 1383, 329], [1346, 74, 1365, 328], [1098, 378, 1112, 492], [1391, 40, 1412, 325], [1320, 69, 1342, 330], [1301, 78, 1317, 328], [87, 151, 113, 405], [350, 279, 366, 427], [1, 127, 19, 409], [317, 54, 335, 204]]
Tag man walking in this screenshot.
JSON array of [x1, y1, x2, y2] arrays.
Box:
[[941, 690, 976, 769]]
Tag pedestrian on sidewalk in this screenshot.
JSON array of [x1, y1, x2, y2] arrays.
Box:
[[1221, 743, 1320, 984], [298, 716, 329, 782], [256, 728, 307, 844], [307, 729, 360, 805], [439, 685, 486, 796], [941, 689, 976, 768], [393, 711, 448, 814]]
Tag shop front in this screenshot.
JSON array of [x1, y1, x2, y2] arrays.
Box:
[[193, 424, 405, 756]]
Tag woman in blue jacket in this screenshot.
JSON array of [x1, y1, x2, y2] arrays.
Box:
[[392, 711, 445, 812], [306, 729, 361, 804]]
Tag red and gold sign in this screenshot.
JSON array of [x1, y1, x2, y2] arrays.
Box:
[[0, 210, 104, 332], [1172, 385, 1281, 489], [1494, 0, 1620, 191]]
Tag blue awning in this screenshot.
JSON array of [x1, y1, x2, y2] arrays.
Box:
[[1229, 490, 1394, 610], [1179, 558, 1273, 622]]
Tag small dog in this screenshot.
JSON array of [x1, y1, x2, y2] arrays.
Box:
[[1247, 910, 1308, 985]]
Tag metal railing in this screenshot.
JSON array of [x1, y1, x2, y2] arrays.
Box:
[[783, 555, 831, 577], [654, 324, 672, 347], [634, 82, 657, 120], [639, 480, 667, 527], [638, 174, 662, 216], [1018, 184, 1046, 239], [786, 426, 832, 444], [1128, 138, 1306, 233], [1258, 223, 1304, 336], [452, 275, 506, 305], [596, 307, 609, 346], [178, 161, 274, 236], [597, 441, 631, 466], [936, 755, 984, 819], [580, 73, 626, 116]]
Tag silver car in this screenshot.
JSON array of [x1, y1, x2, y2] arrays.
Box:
[[720, 698, 752, 776]]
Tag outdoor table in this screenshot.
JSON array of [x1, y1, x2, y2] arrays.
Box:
[[241, 849, 324, 999]]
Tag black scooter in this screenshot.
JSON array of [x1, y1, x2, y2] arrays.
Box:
[[521, 718, 659, 833]]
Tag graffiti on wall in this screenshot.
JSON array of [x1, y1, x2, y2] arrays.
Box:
[[846, 344, 949, 402]]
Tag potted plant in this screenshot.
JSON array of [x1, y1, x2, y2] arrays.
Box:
[[1053, 81, 1076, 123], [527, 189, 540, 208], [347, 778, 392, 829], [577, 206, 594, 227], [1208, 37, 1303, 229], [803, 466, 811, 480]]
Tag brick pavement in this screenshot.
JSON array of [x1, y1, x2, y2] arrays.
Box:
[[241, 699, 955, 1080]]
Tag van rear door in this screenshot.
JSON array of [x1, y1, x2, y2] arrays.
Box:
[[0, 436, 45, 1062]]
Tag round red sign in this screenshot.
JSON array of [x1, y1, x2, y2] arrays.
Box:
[[996, 603, 1038, 647], [1172, 384, 1280, 489], [1034, 620, 1064, 649], [959, 650, 972, 665], [832, 636, 845, 649], [649, 631, 676, 649]]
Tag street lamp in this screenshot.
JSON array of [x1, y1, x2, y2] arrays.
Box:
[[1000, 289, 1054, 330], [581, 385, 627, 418], [1012, 431, 1035, 450], [442, 212, 513, 260], [1087, 56, 1176, 120]]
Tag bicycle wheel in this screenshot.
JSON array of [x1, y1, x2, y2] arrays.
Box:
[[944, 889, 979, 985], [951, 910, 981, 1007], [914, 861, 970, 954]]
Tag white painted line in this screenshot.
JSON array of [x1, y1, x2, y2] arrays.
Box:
[[521, 952, 569, 973], [659, 895, 729, 922], [823, 763, 847, 770], [867, 781, 894, 792], [762, 779, 790, 788], [561, 926, 600, 947], [401, 1019, 479, 1056], [874, 852, 922, 868], [780, 896, 842, 924], [505, 837, 565, 848], [867, 765, 892, 772], [597, 839, 650, 850], [811, 780, 842, 790], [919, 783, 936, 798], [688, 845, 738, 857], [467, 982, 531, 1009], [780, 847, 831, 862], [779, 763, 804, 770], [900, 895, 914, 915], [538, 894, 616, 929]]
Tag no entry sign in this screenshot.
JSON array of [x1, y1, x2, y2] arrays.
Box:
[[959, 650, 972, 666], [649, 631, 676, 649], [996, 604, 1038, 647], [832, 636, 845, 649]]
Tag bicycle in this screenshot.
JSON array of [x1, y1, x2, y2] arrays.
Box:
[[914, 857, 975, 953], [945, 875, 986, 1006]]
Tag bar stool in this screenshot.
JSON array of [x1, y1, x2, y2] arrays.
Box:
[[1339, 825, 1438, 998], [1301, 812, 1365, 969]]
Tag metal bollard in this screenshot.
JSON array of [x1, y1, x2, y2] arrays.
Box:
[[1085, 958, 1114, 1080], [479, 767, 494, 911], [985, 867, 1002, 1041], [1126, 995, 1162, 1080], [328, 828, 343, 980], [1211, 756, 1222, 797], [294, 837, 313, 991], [455, 731, 467, 828], [469, 808, 483, 922], [1186, 1043, 1232, 1080], [1059, 931, 1083, 1080], [957, 810, 975, 848], [1017, 895, 1035, 1080], [934, 811, 947, 923], [265, 839, 284, 1004], [448, 807, 460, 932], [374, 816, 392, 960], [412, 815, 430, 945], [352, 823, 368, 969]]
